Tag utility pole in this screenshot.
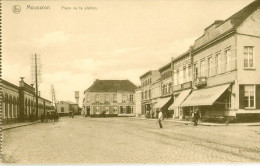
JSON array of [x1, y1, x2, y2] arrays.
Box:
[[51, 85, 57, 113], [35, 54, 39, 119]]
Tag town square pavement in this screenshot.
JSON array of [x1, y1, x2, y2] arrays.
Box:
[[2, 116, 260, 164]]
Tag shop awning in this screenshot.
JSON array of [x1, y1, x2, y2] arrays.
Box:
[[153, 97, 171, 109], [181, 84, 230, 107], [168, 89, 191, 110]]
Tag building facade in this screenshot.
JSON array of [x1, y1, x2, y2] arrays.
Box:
[[57, 101, 79, 116], [140, 0, 260, 122], [140, 70, 161, 117], [83, 79, 137, 117], [1, 78, 52, 124]]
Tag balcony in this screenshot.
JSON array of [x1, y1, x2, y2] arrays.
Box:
[[195, 76, 207, 88]]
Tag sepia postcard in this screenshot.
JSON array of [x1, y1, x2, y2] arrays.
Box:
[[1, 0, 260, 165]]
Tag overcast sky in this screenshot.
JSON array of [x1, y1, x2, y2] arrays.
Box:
[[2, 0, 254, 105]]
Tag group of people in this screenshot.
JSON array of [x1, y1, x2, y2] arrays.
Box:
[[41, 112, 59, 122], [157, 109, 200, 128]]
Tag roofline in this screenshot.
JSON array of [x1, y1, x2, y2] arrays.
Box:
[[158, 62, 171, 73], [140, 70, 156, 79], [1, 79, 19, 89], [171, 49, 191, 63]]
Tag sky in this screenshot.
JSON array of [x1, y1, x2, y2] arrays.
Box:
[[2, 0, 255, 106]]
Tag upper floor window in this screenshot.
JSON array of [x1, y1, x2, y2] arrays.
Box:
[[224, 48, 231, 71], [105, 94, 109, 102], [200, 60, 205, 76], [113, 94, 117, 103], [86, 95, 90, 102], [174, 71, 177, 85], [183, 67, 186, 83], [122, 94, 127, 103], [208, 57, 212, 76], [129, 94, 134, 102], [148, 89, 151, 99], [244, 85, 255, 108], [244, 46, 254, 68], [194, 63, 198, 79], [215, 52, 221, 74], [177, 70, 180, 85], [188, 65, 191, 81], [95, 94, 100, 102]]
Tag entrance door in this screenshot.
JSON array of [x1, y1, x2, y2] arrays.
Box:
[[87, 106, 90, 116]]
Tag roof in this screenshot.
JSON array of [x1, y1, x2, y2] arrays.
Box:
[[140, 70, 153, 79], [59, 101, 77, 105], [225, 0, 260, 29], [158, 62, 171, 73], [193, 0, 260, 51], [85, 79, 137, 93]]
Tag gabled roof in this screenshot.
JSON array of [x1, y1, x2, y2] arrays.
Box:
[[227, 0, 260, 29], [85, 79, 137, 93]]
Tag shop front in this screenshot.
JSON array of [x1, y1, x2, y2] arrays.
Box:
[[181, 84, 231, 122], [168, 89, 191, 119], [153, 96, 173, 118]]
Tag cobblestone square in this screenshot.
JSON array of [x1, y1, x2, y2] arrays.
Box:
[[2, 116, 260, 164]]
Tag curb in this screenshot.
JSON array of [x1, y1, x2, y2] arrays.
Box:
[[131, 117, 260, 126], [2, 121, 40, 131]]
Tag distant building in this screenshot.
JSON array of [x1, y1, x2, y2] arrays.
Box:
[[1, 78, 52, 125], [83, 79, 137, 117], [140, 70, 161, 117], [134, 87, 142, 117], [56, 101, 79, 116]]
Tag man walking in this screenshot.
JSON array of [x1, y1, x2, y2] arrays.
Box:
[[193, 109, 200, 126], [158, 109, 163, 128]]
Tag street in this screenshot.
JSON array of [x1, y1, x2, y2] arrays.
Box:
[[2, 116, 260, 164]]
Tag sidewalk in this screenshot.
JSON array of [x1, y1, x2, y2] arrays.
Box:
[[132, 117, 260, 126], [2, 120, 41, 130]]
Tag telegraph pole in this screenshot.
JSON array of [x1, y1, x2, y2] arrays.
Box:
[[35, 54, 39, 119]]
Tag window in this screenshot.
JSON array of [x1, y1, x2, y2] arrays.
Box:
[[225, 48, 231, 71], [167, 83, 171, 94], [105, 94, 109, 103], [174, 71, 177, 85], [141, 92, 144, 100], [105, 107, 109, 114], [215, 52, 221, 74], [177, 70, 180, 84], [148, 89, 151, 99], [244, 46, 254, 68], [194, 63, 198, 79], [121, 106, 126, 114], [122, 94, 127, 103], [183, 67, 186, 83], [225, 93, 231, 108], [130, 94, 133, 102], [95, 94, 100, 102], [200, 60, 205, 76], [95, 107, 100, 114], [130, 106, 134, 114], [208, 57, 212, 76], [244, 85, 255, 108], [113, 107, 118, 113], [86, 95, 90, 102], [61, 107, 64, 112], [188, 65, 191, 81], [113, 94, 117, 103]]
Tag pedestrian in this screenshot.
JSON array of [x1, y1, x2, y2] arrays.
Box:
[[158, 109, 163, 128], [193, 109, 200, 126]]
